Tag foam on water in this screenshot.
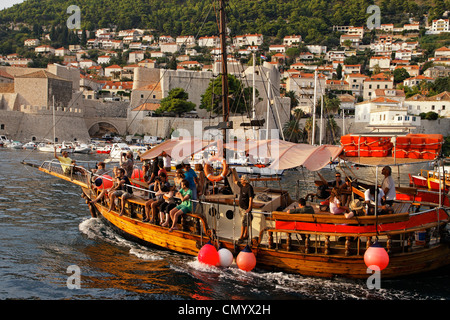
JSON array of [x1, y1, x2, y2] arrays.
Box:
[[79, 217, 163, 261]]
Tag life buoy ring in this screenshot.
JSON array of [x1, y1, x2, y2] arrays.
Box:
[[204, 156, 229, 182]]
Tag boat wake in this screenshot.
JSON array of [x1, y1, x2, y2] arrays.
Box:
[[78, 217, 163, 261]]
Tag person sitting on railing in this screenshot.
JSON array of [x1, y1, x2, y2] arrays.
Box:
[[107, 168, 133, 216], [143, 172, 171, 223], [54, 148, 72, 174], [70, 159, 86, 176], [164, 179, 192, 232], [159, 186, 177, 227], [364, 185, 390, 215], [89, 166, 117, 205], [288, 198, 315, 214], [329, 187, 353, 218]]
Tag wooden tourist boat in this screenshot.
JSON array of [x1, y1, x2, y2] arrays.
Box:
[[26, 135, 450, 279]]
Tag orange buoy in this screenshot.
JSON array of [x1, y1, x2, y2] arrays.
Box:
[[204, 156, 229, 183], [236, 245, 256, 272]]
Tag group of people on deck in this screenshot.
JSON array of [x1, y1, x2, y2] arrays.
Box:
[[140, 159, 200, 232], [55, 145, 254, 237], [289, 166, 396, 217]]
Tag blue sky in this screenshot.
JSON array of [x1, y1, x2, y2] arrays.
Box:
[[1, 0, 24, 10]]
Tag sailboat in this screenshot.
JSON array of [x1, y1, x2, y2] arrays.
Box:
[[24, 0, 450, 278]]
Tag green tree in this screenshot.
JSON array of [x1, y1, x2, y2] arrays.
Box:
[[200, 74, 256, 115], [393, 68, 410, 84], [283, 119, 303, 143], [156, 88, 195, 116], [285, 90, 299, 109], [336, 63, 342, 80]]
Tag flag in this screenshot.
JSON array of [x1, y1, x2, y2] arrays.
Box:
[[260, 55, 267, 60]]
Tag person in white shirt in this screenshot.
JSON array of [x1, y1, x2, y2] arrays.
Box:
[[364, 185, 385, 215], [381, 166, 396, 206]]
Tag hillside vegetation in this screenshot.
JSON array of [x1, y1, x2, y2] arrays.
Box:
[[0, 0, 448, 39]]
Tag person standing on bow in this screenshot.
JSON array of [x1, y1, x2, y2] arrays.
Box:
[[120, 150, 134, 178], [233, 174, 255, 243], [54, 147, 72, 174]]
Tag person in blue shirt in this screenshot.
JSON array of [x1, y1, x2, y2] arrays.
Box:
[[182, 162, 199, 201]]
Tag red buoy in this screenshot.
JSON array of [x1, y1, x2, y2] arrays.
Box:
[[236, 245, 256, 272], [197, 242, 219, 266], [131, 169, 145, 186], [364, 241, 389, 271], [96, 175, 113, 189]]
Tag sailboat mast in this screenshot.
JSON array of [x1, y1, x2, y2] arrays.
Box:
[[219, 0, 228, 125], [52, 96, 56, 144]]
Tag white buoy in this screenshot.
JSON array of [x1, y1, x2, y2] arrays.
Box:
[[218, 248, 234, 267]]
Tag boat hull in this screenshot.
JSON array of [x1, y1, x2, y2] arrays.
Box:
[[85, 190, 450, 279]]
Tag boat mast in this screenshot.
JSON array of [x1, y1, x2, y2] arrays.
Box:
[[312, 69, 317, 145], [52, 96, 56, 145], [219, 0, 229, 139]]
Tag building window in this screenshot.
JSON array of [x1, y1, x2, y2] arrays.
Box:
[[432, 105, 435, 110], [0, 124, 4, 130]]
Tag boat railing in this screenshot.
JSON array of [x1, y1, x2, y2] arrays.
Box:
[[259, 207, 449, 257], [40, 160, 92, 186]]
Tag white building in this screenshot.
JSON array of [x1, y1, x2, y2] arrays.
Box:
[[286, 72, 326, 114], [283, 35, 302, 46], [306, 45, 327, 55], [369, 56, 391, 71], [128, 51, 145, 64], [198, 36, 220, 47], [435, 46, 450, 58], [269, 45, 286, 53], [363, 73, 394, 101], [176, 36, 196, 46], [160, 42, 180, 54], [405, 92, 450, 118], [233, 34, 263, 47], [340, 34, 361, 47], [355, 97, 420, 128], [24, 39, 40, 47], [345, 73, 366, 97], [429, 19, 450, 34], [403, 75, 435, 88], [105, 65, 122, 78], [35, 45, 55, 54]]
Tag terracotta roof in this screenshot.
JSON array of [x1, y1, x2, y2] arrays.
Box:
[[406, 91, 450, 102], [15, 70, 67, 81], [0, 69, 14, 80], [132, 103, 160, 112], [370, 97, 400, 104]]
